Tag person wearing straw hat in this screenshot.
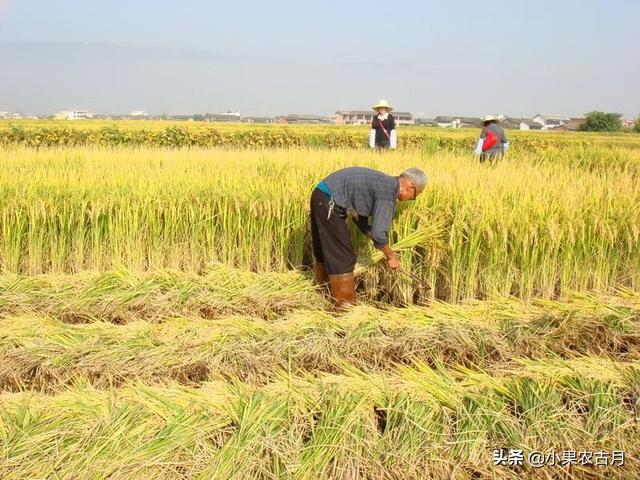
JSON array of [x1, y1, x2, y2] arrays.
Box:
[[310, 166, 428, 308], [475, 115, 509, 162], [370, 99, 397, 149]]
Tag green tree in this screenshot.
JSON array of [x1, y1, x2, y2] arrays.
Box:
[[580, 111, 622, 132], [634, 116, 640, 133]]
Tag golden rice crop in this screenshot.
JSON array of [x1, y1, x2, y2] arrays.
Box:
[[3, 120, 640, 150], [1, 145, 638, 303], [1, 131, 639, 479]]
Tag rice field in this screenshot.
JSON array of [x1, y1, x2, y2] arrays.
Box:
[[3, 120, 640, 150], [0, 130, 639, 478]]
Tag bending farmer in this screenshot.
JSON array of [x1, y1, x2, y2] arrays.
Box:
[[310, 167, 428, 308], [475, 115, 509, 162]]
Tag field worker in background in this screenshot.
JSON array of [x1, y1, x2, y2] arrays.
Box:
[[475, 115, 509, 162], [311, 167, 427, 308], [370, 99, 397, 149]]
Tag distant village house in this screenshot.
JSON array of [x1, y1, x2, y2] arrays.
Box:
[[276, 114, 332, 124], [502, 117, 543, 130], [205, 112, 242, 122], [414, 118, 438, 127], [554, 118, 587, 131], [532, 114, 571, 130], [54, 110, 94, 120], [433, 116, 481, 128], [335, 110, 414, 125], [242, 117, 274, 124]]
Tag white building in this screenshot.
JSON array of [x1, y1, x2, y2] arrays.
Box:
[[54, 110, 94, 120], [0, 111, 24, 119], [129, 110, 149, 117], [335, 110, 414, 125], [502, 117, 543, 130], [532, 114, 571, 130], [433, 116, 481, 128]]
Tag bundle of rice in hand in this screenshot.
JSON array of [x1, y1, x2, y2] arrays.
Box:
[[355, 219, 446, 275]]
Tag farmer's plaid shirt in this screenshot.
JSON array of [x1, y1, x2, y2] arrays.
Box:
[[322, 167, 399, 248]]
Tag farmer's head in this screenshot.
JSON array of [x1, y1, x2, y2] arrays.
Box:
[[397, 168, 427, 201], [482, 115, 502, 127]]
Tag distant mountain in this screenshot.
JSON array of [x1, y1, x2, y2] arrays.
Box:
[[2, 42, 636, 118], [0, 42, 441, 116]]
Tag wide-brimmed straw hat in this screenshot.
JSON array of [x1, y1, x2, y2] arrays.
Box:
[[372, 99, 393, 111], [482, 115, 503, 123]]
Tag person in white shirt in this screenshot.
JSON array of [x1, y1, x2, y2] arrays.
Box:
[[369, 99, 397, 149]]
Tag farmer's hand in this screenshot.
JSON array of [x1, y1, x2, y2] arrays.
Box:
[[379, 244, 400, 269], [386, 252, 400, 270]]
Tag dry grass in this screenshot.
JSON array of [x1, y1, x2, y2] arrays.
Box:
[[0, 290, 638, 391], [0, 362, 638, 479]]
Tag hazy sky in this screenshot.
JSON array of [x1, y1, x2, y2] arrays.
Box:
[[1, 0, 638, 117]]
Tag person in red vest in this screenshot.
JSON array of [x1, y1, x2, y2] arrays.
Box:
[[369, 99, 397, 149], [475, 115, 509, 162]]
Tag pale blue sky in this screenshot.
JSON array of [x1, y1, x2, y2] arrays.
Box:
[[1, 0, 638, 117]]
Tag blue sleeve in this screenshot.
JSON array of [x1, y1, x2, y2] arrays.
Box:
[[370, 200, 397, 248]]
